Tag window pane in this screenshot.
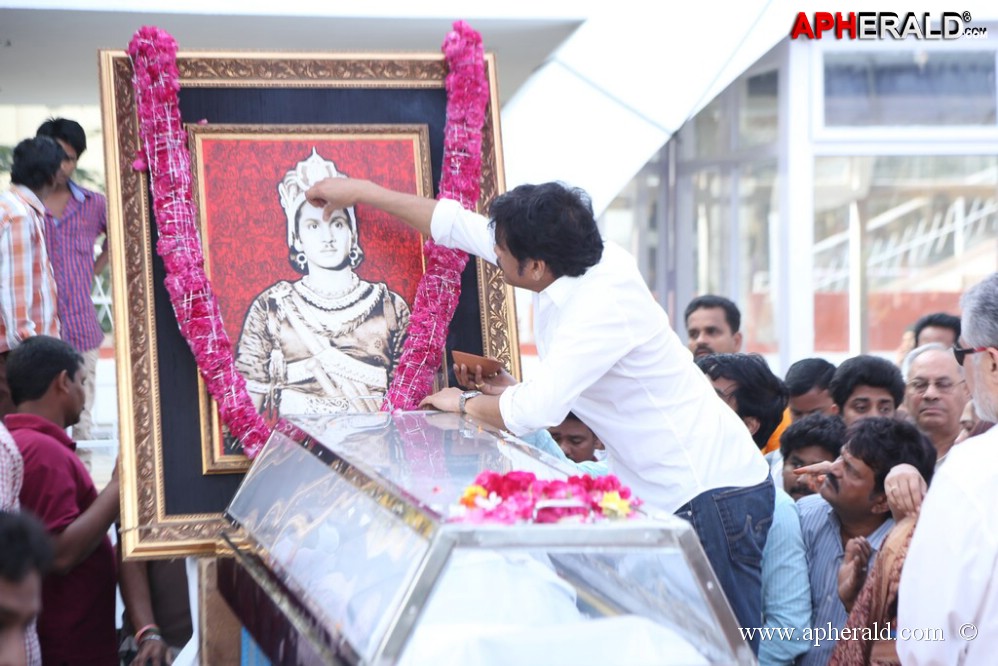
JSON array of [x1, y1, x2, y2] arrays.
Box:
[[690, 169, 732, 295], [814, 155, 998, 355], [739, 70, 778, 147], [739, 163, 777, 353], [678, 96, 730, 160], [824, 51, 997, 126]]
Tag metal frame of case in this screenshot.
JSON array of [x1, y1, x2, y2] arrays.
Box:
[[223, 412, 755, 665]]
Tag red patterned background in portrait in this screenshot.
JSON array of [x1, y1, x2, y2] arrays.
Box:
[[195, 134, 427, 346]]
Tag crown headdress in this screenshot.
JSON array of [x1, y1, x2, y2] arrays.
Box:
[[278, 148, 358, 249]]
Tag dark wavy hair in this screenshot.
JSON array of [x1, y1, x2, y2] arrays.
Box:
[[695, 353, 788, 449], [845, 417, 936, 495], [488, 182, 603, 278], [780, 413, 846, 460], [829, 355, 905, 411]]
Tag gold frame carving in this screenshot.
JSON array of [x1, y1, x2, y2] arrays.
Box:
[[99, 50, 518, 559]]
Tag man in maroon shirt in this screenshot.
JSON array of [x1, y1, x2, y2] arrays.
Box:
[[3, 336, 119, 665]]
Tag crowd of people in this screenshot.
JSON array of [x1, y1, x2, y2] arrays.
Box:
[[2, 128, 996, 666], [1, 120, 190, 665], [307, 176, 998, 665]]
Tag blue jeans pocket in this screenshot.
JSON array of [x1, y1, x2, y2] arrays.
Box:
[[713, 481, 774, 567]]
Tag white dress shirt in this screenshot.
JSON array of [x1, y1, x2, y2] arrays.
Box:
[[897, 425, 998, 665], [430, 199, 768, 512]]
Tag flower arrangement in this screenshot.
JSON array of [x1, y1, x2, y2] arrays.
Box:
[[127, 21, 490, 456], [452, 471, 642, 524], [383, 20, 489, 411], [128, 26, 270, 457]]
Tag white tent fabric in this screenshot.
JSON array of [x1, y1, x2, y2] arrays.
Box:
[[501, 0, 998, 214], [500, 1, 799, 214]]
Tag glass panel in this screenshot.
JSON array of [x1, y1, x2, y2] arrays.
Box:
[[227, 427, 430, 661], [814, 155, 998, 354], [229, 412, 753, 665], [813, 157, 857, 353], [679, 95, 730, 160], [824, 51, 997, 126], [402, 546, 736, 665], [738, 163, 777, 353], [690, 169, 732, 296], [282, 412, 576, 515], [739, 70, 779, 147]]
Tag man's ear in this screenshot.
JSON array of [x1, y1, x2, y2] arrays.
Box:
[[733, 331, 744, 352], [986, 347, 998, 375], [53, 369, 71, 396], [530, 258, 547, 281], [870, 491, 890, 515], [742, 416, 760, 436]]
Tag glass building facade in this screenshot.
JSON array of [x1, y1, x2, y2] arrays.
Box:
[[601, 32, 998, 372]]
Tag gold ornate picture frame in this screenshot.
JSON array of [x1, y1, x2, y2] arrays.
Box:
[[99, 50, 519, 559]]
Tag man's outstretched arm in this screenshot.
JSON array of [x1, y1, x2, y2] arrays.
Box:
[[307, 178, 437, 237]]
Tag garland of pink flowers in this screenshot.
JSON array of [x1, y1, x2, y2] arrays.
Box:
[[452, 471, 642, 525], [382, 20, 488, 411], [127, 23, 488, 455], [128, 27, 269, 457]]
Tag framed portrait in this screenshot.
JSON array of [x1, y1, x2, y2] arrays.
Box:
[[100, 50, 519, 559], [189, 124, 434, 474]]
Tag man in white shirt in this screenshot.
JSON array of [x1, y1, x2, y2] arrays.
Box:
[[898, 273, 998, 665], [307, 179, 774, 650]]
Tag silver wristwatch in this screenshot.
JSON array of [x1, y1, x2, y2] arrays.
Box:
[[458, 390, 482, 414]]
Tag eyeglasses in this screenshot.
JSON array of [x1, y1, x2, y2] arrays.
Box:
[[906, 378, 965, 395], [953, 345, 989, 366]]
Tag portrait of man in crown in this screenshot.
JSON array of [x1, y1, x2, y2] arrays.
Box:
[[233, 148, 412, 416], [189, 127, 432, 439]]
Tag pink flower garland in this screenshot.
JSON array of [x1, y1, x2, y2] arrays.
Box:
[[453, 471, 642, 525], [128, 27, 269, 457], [127, 23, 489, 456], [382, 20, 489, 411]]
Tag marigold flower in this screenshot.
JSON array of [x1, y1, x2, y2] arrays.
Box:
[[460, 484, 488, 508], [598, 490, 632, 518]]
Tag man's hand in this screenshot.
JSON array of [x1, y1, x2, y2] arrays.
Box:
[[134, 636, 171, 666], [305, 178, 366, 220], [454, 361, 517, 395], [793, 459, 834, 495], [838, 536, 872, 612], [883, 463, 927, 520], [419, 387, 463, 413]]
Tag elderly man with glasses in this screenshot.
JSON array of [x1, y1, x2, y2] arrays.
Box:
[[898, 273, 998, 666], [901, 342, 970, 467]]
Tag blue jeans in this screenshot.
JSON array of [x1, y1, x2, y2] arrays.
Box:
[[674, 476, 774, 654]]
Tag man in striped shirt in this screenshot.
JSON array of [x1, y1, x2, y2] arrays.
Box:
[[0, 136, 63, 418], [797, 418, 935, 666], [36, 119, 108, 440]]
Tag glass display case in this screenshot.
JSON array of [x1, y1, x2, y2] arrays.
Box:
[[221, 412, 754, 665]]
